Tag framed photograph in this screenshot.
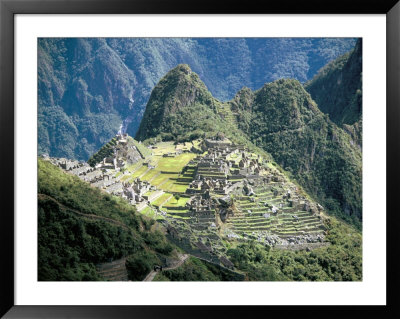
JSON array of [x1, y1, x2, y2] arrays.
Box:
[[1, 0, 398, 317]]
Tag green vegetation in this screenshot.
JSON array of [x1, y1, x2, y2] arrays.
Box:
[[151, 193, 173, 207], [135, 65, 272, 161], [87, 137, 117, 167], [38, 38, 356, 161], [38, 39, 363, 282], [242, 79, 362, 226], [38, 158, 174, 281], [156, 153, 196, 172], [305, 39, 362, 127], [38, 198, 139, 281], [153, 257, 240, 281], [132, 139, 151, 158], [227, 216, 362, 281], [121, 152, 197, 195], [166, 196, 190, 207], [135, 64, 222, 142], [135, 64, 362, 227], [126, 250, 160, 281]]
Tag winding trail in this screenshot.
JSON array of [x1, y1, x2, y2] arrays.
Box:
[[38, 193, 130, 231], [143, 254, 189, 281]]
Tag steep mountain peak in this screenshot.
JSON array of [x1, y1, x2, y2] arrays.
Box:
[[230, 87, 254, 111], [250, 78, 320, 135], [173, 63, 192, 74], [135, 65, 217, 141]]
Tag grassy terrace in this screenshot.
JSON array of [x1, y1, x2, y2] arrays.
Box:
[[116, 139, 325, 242], [159, 180, 186, 193], [150, 193, 173, 207], [150, 141, 177, 156], [131, 165, 149, 178], [132, 139, 152, 158], [157, 154, 193, 171], [140, 169, 160, 182], [148, 153, 197, 193], [164, 196, 191, 207], [226, 189, 325, 237], [166, 214, 191, 220], [140, 206, 162, 219], [124, 145, 197, 196], [149, 141, 200, 156]]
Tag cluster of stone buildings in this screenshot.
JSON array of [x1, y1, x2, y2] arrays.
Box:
[[186, 139, 268, 197], [43, 133, 327, 262], [94, 134, 143, 171], [120, 178, 162, 209], [44, 133, 156, 212]]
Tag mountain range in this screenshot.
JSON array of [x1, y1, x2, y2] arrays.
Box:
[[38, 37, 357, 160]]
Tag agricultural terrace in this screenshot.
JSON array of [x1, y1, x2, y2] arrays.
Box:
[[127, 141, 197, 197]]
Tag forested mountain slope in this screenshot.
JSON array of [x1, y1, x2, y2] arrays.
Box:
[[305, 39, 362, 147]]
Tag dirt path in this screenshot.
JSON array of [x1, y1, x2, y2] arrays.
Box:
[[38, 193, 130, 231], [143, 254, 189, 281], [143, 270, 158, 282]]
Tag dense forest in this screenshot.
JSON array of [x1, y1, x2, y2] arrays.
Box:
[[227, 217, 361, 281], [305, 39, 362, 148], [305, 39, 362, 127]]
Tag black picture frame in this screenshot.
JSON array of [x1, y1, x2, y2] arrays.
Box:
[[1, 0, 399, 317]]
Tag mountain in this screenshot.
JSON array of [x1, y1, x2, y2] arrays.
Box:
[[38, 38, 357, 160], [305, 39, 362, 147], [236, 80, 362, 226], [136, 65, 362, 226], [135, 64, 219, 141], [135, 65, 272, 159]]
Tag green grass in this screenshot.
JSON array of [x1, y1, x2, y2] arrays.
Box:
[[165, 196, 190, 207], [166, 214, 191, 220], [126, 161, 144, 173], [140, 206, 158, 219], [164, 209, 189, 215], [161, 180, 190, 193], [140, 169, 160, 182], [151, 173, 173, 187], [151, 193, 173, 207], [151, 142, 177, 155], [156, 153, 197, 173], [130, 165, 149, 178], [132, 139, 152, 158], [127, 151, 196, 194], [143, 190, 159, 198]]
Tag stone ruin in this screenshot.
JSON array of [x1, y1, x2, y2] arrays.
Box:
[[44, 133, 327, 261]]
